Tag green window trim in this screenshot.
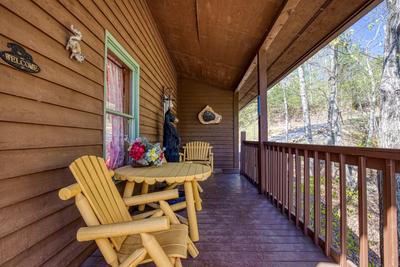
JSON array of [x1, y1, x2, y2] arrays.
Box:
[[103, 30, 140, 158]]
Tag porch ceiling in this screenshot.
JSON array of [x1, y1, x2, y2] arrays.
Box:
[[146, 0, 284, 90]]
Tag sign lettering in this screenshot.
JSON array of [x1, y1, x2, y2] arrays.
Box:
[[0, 43, 40, 73]]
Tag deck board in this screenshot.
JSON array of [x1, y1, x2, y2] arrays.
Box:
[[81, 174, 337, 267]]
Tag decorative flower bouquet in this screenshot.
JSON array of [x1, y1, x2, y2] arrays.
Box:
[[128, 137, 164, 167]]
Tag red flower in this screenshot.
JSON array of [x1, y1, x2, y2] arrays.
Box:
[[129, 142, 145, 160]]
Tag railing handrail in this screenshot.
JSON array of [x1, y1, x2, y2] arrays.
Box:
[[264, 141, 400, 161], [242, 140, 259, 146]]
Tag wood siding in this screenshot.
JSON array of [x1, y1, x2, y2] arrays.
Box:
[[178, 78, 235, 171], [0, 0, 176, 266]]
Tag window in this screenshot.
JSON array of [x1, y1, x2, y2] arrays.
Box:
[[104, 31, 139, 169]]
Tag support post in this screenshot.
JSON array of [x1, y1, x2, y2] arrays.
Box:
[[233, 92, 240, 170], [257, 49, 268, 194]]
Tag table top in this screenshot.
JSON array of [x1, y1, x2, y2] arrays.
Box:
[[114, 162, 212, 184]]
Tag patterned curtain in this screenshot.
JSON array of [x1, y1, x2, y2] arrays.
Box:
[[105, 58, 125, 169]]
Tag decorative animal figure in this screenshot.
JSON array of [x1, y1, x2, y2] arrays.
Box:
[[198, 105, 222, 124], [66, 25, 85, 63], [163, 109, 181, 162]]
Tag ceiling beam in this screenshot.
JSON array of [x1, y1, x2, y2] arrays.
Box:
[[234, 0, 301, 93], [234, 56, 257, 92], [260, 0, 302, 52]]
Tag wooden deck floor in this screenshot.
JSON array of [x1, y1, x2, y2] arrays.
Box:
[[81, 174, 337, 267]]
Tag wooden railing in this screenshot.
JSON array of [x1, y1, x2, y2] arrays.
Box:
[[240, 140, 399, 267], [240, 141, 259, 185]]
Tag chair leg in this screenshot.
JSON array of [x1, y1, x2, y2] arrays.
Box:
[[119, 248, 147, 267], [138, 183, 149, 211], [187, 237, 199, 258], [197, 183, 204, 193], [175, 258, 183, 267], [140, 233, 173, 267], [165, 182, 179, 190], [192, 181, 202, 211], [176, 214, 188, 225], [184, 181, 199, 241]]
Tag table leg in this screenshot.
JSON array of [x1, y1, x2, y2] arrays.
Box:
[[138, 182, 149, 211], [123, 181, 135, 198], [184, 181, 199, 241], [192, 181, 202, 211]]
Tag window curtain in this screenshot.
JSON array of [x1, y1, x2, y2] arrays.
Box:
[[105, 59, 125, 169]]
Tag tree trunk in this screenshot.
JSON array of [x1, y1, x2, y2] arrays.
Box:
[[365, 56, 377, 145], [298, 65, 313, 143], [378, 0, 400, 262], [282, 86, 289, 142], [327, 41, 342, 145]]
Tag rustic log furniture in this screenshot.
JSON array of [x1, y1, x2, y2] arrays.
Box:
[[58, 156, 192, 267], [179, 141, 214, 172], [114, 162, 211, 242]]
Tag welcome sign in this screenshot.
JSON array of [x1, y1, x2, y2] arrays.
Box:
[[0, 43, 40, 73]]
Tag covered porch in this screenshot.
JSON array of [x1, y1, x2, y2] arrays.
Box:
[[1, 0, 398, 267], [82, 173, 335, 267]]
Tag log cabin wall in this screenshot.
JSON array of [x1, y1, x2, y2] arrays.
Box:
[[0, 0, 176, 266], [178, 78, 235, 172]]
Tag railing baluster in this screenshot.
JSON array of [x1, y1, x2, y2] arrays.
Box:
[[283, 147, 287, 213], [314, 151, 320, 245], [279, 147, 283, 209], [268, 146, 271, 198], [272, 146, 276, 204], [325, 152, 332, 257], [277, 147, 281, 207], [274, 146, 278, 206], [279, 147, 283, 211], [358, 156, 368, 267], [339, 154, 347, 266], [383, 159, 398, 267], [304, 150, 310, 235], [288, 148, 293, 221], [255, 146, 258, 184], [295, 149, 301, 228]]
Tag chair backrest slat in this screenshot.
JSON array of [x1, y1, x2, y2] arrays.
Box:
[[69, 155, 131, 250], [185, 141, 210, 161]]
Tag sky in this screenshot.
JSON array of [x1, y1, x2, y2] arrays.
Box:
[[344, 2, 388, 56]]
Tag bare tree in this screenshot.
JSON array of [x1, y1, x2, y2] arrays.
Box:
[[348, 20, 383, 145], [327, 40, 342, 145], [377, 0, 400, 261], [379, 0, 400, 149], [298, 65, 313, 143], [282, 85, 289, 142]]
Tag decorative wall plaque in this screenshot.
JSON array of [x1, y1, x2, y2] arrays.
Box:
[[0, 43, 40, 73], [198, 105, 222, 125]]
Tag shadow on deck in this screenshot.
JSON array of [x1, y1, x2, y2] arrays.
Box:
[[82, 174, 337, 267]]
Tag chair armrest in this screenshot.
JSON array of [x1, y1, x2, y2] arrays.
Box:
[[77, 217, 170, 241], [59, 183, 81, 200], [123, 189, 179, 206]]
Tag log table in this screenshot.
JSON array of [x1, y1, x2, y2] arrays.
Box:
[[114, 162, 211, 242]]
